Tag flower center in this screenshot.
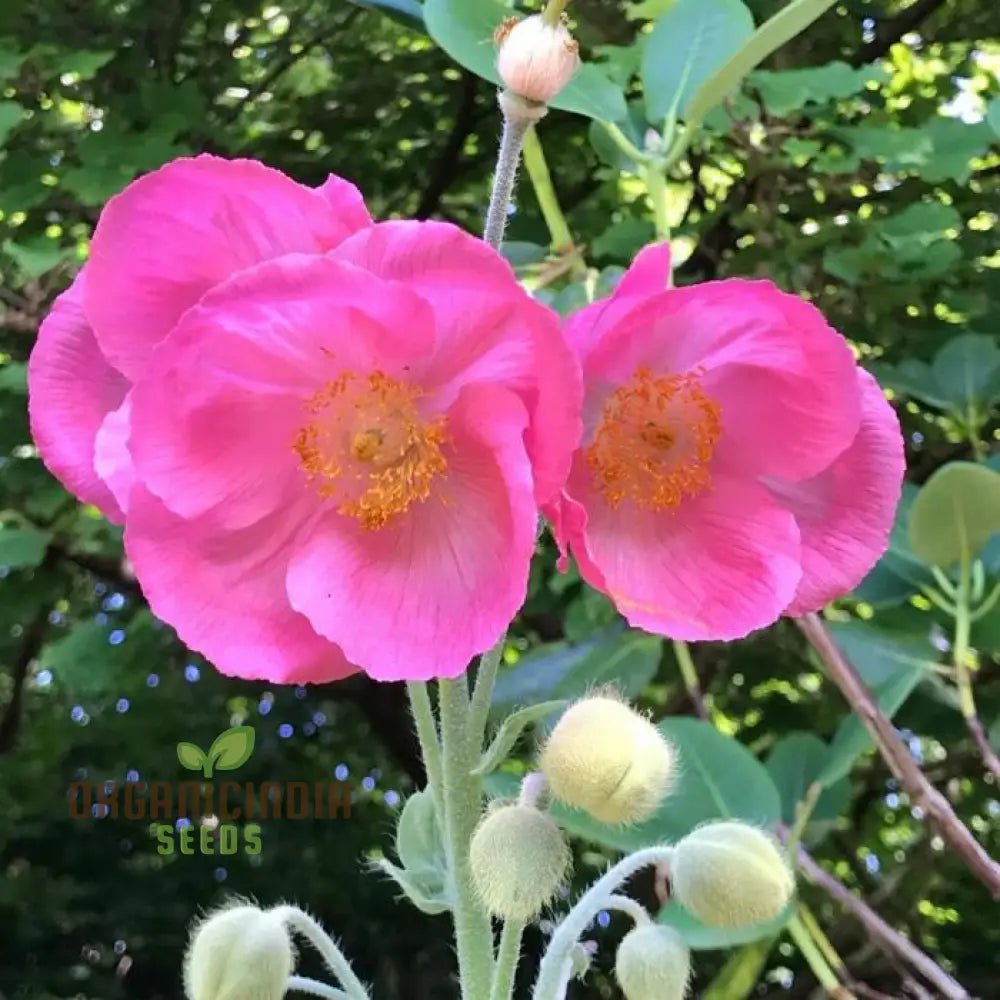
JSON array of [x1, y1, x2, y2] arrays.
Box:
[[293, 371, 448, 530], [586, 368, 722, 511]]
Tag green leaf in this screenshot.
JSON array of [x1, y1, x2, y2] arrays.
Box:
[[422, 0, 627, 122], [931, 334, 1000, 412], [2, 237, 74, 278], [908, 462, 1000, 568], [176, 742, 207, 771], [347, 0, 424, 28], [55, 49, 115, 79], [0, 101, 24, 146], [988, 98, 1000, 138], [207, 725, 256, 771], [818, 622, 931, 785], [0, 362, 27, 394], [474, 700, 568, 776], [642, 0, 755, 124], [658, 899, 793, 950], [0, 43, 26, 79], [0, 527, 50, 569], [765, 732, 850, 826], [750, 61, 884, 116], [374, 859, 453, 915], [395, 788, 447, 872], [489, 629, 662, 721], [488, 717, 781, 852]]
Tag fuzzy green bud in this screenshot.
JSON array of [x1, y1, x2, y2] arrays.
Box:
[[183, 902, 293, 1000], [670, 821, 794, 928], [469, 804, 571, 921], [615, 924, 691, 1000], [539, 694, 676, 824]]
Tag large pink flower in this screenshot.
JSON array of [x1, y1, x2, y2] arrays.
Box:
[[546, 244, 904, 640], [125, 225, 579, 681], [29, 155, 580, 683]]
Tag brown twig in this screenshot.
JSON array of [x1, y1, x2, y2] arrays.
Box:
[[796, 613, 1000, 898], [793, 844, 969, 1000]]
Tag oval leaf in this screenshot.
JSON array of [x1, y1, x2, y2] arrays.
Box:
[[375, 859, 453, 915], [208, 725, 256, 770], [0, 527, 51, 569], [765, 732, 850, 828], [908, 462, 1000, 568], [423, 0, 627, 122], [396, 789, 446, 872], [177, 742, 207, 771], [658, 899, 793, 950], [641, 0, 754, 123], [473, 699, 568, 776]]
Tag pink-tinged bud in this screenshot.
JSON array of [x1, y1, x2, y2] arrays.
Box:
[[496, 15, 580, 104]]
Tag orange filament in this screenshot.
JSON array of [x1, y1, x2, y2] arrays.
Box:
[[586, 368, 722, 511], [293, 371, 448, 530]]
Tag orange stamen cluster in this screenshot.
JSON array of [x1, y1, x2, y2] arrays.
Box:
[[586, 368, 722, 511], [294, 371, 448, 530]]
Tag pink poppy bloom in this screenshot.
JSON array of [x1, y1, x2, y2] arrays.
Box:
[[30, 156, 580, 683], [546, 244, 904, 640]]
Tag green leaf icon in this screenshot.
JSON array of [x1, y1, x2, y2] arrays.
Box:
[[177, 741, 208, 772], [207, 725, 256, 775]]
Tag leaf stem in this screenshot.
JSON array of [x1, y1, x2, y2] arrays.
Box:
[[489, 919, 525, 1000]]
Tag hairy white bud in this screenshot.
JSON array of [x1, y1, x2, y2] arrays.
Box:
[[670, 822, 794, 928], [540, 694, 676, 824], [469, 804, 571, 921], [496, 14, 580, 104], [183, 902, 293, 1000], [615, 924, 691, 1000]]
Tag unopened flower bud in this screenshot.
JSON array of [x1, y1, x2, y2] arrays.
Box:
[[184, 902, 293, 1000], [670, 822, 794, 928], [615, 924, 691, 1000], [469, 804, 571, 921], [496, 14, 580, 104], [540, 694, 676, 824]]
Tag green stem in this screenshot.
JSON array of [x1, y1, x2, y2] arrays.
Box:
[[785, 782, 821, 859], [542, 0, 570, 24], [787, 912, 853, 996], [287, 977, 351, 1000], [642, 164, 671, 241], [601, 121, 652, 165], [672, 640, 707, 719], [489, 920, 525, 1000], [407, 681, 445, 816], [954, 544, 975, 722], [275, 907, 370, 1000], [469, 633, 507, 752], [797, 904, 844, 979], [521, 126, 576, 254], [439, 678, 495, 1000]]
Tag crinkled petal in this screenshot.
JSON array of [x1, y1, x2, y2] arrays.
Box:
[[768, 369, 905, 616], [27, 270, 129, 521], [331, 220, 581, 505], [286, 384, 536, 681], [85, 155, 371, 379], [93, 393, 136, 516], [559, 461, 802, 641], [129, 254, 436, 530], [579, 279, 860, 481], [125, 486, 357, 684]]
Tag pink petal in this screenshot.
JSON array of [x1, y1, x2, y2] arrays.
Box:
[[93, 394, 136, 515], [331, 220, 581, 505], [286, 384, 537, 681], [768, 369, 905, 616], [558, 462, 802, 641], [612, 242, 673, 299], [84, 155, 372, 380], [27, 270, 129, 521], [125, 486, 357, 684], [129, 254, 437, 529], [580, 280, 860, 481]]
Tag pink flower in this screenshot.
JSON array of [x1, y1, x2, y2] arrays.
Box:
[[29, 155, 580, 683], [546, 244, 904, 640]]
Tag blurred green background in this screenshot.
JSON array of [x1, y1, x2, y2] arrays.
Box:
[[1, 0, 999, 997]]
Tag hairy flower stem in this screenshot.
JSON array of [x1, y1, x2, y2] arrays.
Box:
[[484, 92, 548, 250], [439, 677, 495, 1000], [533, 846, 674, 1000], [490, 919, 526, 1000], [469, 633, 507, 747], [273, 906, 370, 1000], [407, 680, 445, 816]]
